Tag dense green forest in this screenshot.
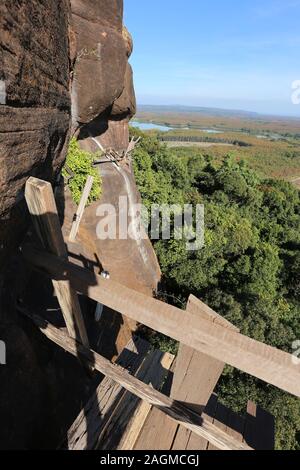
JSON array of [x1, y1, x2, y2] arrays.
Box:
[[130, 127, 300, 450]]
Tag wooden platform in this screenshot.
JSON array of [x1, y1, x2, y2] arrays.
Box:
[[66, 337, 175, 450], [65, 339, 274, 451], [134, 394, 274, 451]]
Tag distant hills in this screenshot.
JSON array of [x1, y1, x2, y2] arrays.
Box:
[[137, 104, 300, 121]]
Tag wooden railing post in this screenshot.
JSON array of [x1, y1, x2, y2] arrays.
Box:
[[25, 177, 89, 348], [69, 175, 94, 243]]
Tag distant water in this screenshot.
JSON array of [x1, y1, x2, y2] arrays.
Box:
[[130, 121, 172, 132], [131, 120, 223, 134], [202, 129, 222, 134]]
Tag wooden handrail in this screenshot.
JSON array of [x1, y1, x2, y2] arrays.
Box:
[[22, 244, 300, 398]]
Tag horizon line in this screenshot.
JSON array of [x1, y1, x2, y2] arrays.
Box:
[[136, 103, 300, 120]]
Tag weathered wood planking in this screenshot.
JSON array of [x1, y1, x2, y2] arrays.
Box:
[[186, 295, 239, 331], [180, 394, 219, 451], [22, 309, 251, 450], [171, 294, 238, 450], [69, 176, 94, 243], [23, 246, 300, 398], [67, 337, 150, 450], [25, 178, 89, 347], [135, 294, 236, 450], [97, 350, 174, 450], [118, 400, 153, 450]]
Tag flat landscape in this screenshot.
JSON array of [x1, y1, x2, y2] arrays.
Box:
[[132, 105, 300, 183]]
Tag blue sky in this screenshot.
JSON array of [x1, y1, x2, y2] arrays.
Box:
[[124, 0, 300, 116]]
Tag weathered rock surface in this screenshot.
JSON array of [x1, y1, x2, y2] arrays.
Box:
[[0, 0, 72, 270], [0, 0, 73, 450], [71, 0, 136, 151], [71, 0, 127, 126], [112, 63, 136, 119]]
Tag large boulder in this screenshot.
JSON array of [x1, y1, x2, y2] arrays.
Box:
[[0, 0, 72, 270], [111, 63, 137, 119], [71, 0, 127, 126], [71, 0, 136, 151]]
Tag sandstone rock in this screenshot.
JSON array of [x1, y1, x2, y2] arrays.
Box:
[[71, 0, 127, 125], [123, 26, 133, 58], [98, 119, 130, 152], [112, 63, 137, 119], [0, 0, 71, 271], [0, 0, 70, 109], [71, 0, 123, 29]]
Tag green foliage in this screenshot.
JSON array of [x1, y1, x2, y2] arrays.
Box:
[[63, 138, 102, 204], [131, 128, 300, 449]]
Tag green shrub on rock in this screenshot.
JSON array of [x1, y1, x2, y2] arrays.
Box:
[[63, 138, 102, 205]]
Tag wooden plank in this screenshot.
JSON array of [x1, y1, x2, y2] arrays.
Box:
[[224, 409, 246, 445], [136, 294, 235, 451], [97, 350, 174, 450], [25, 178, 89, 347], [118, 356, 176, 451], [134, 407, 176, 450], [67, 337, 150, 450], [22, 245, 300, 398], [243, 401, 275, 450], [118, 400, 153, 451], [21, 309, 251, 451], [172, 295, 239, 404], [170, 295, 238, 450], [69, 176, 94, 242], [176, 394, 219, 451], [187, 295, 239, 331]]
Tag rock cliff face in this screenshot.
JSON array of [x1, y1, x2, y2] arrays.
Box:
[[0, 0, 136, 274], [0, 0, 139, 449], [0, 0, 72, 271], [71, 0, 136, 150]]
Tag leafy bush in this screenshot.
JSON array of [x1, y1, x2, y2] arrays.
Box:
[[63, 138, 102, 204]]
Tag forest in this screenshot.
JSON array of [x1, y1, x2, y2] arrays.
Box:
[[130, 126, 300, 450], [142, 128, 300, 182]]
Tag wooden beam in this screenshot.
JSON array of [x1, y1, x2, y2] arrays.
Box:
[[67, 337, 151, 450], [21, 308, 251, 451], [171, 294, 239, 450], [25, 178, 89, 347], [135, 294, 236, 450], [186, 295, 239, 331], [97, 349, 174, 450], [69, 176, 94, 242], [172, 294, 239, 403], [22, 245, 300, 398]]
